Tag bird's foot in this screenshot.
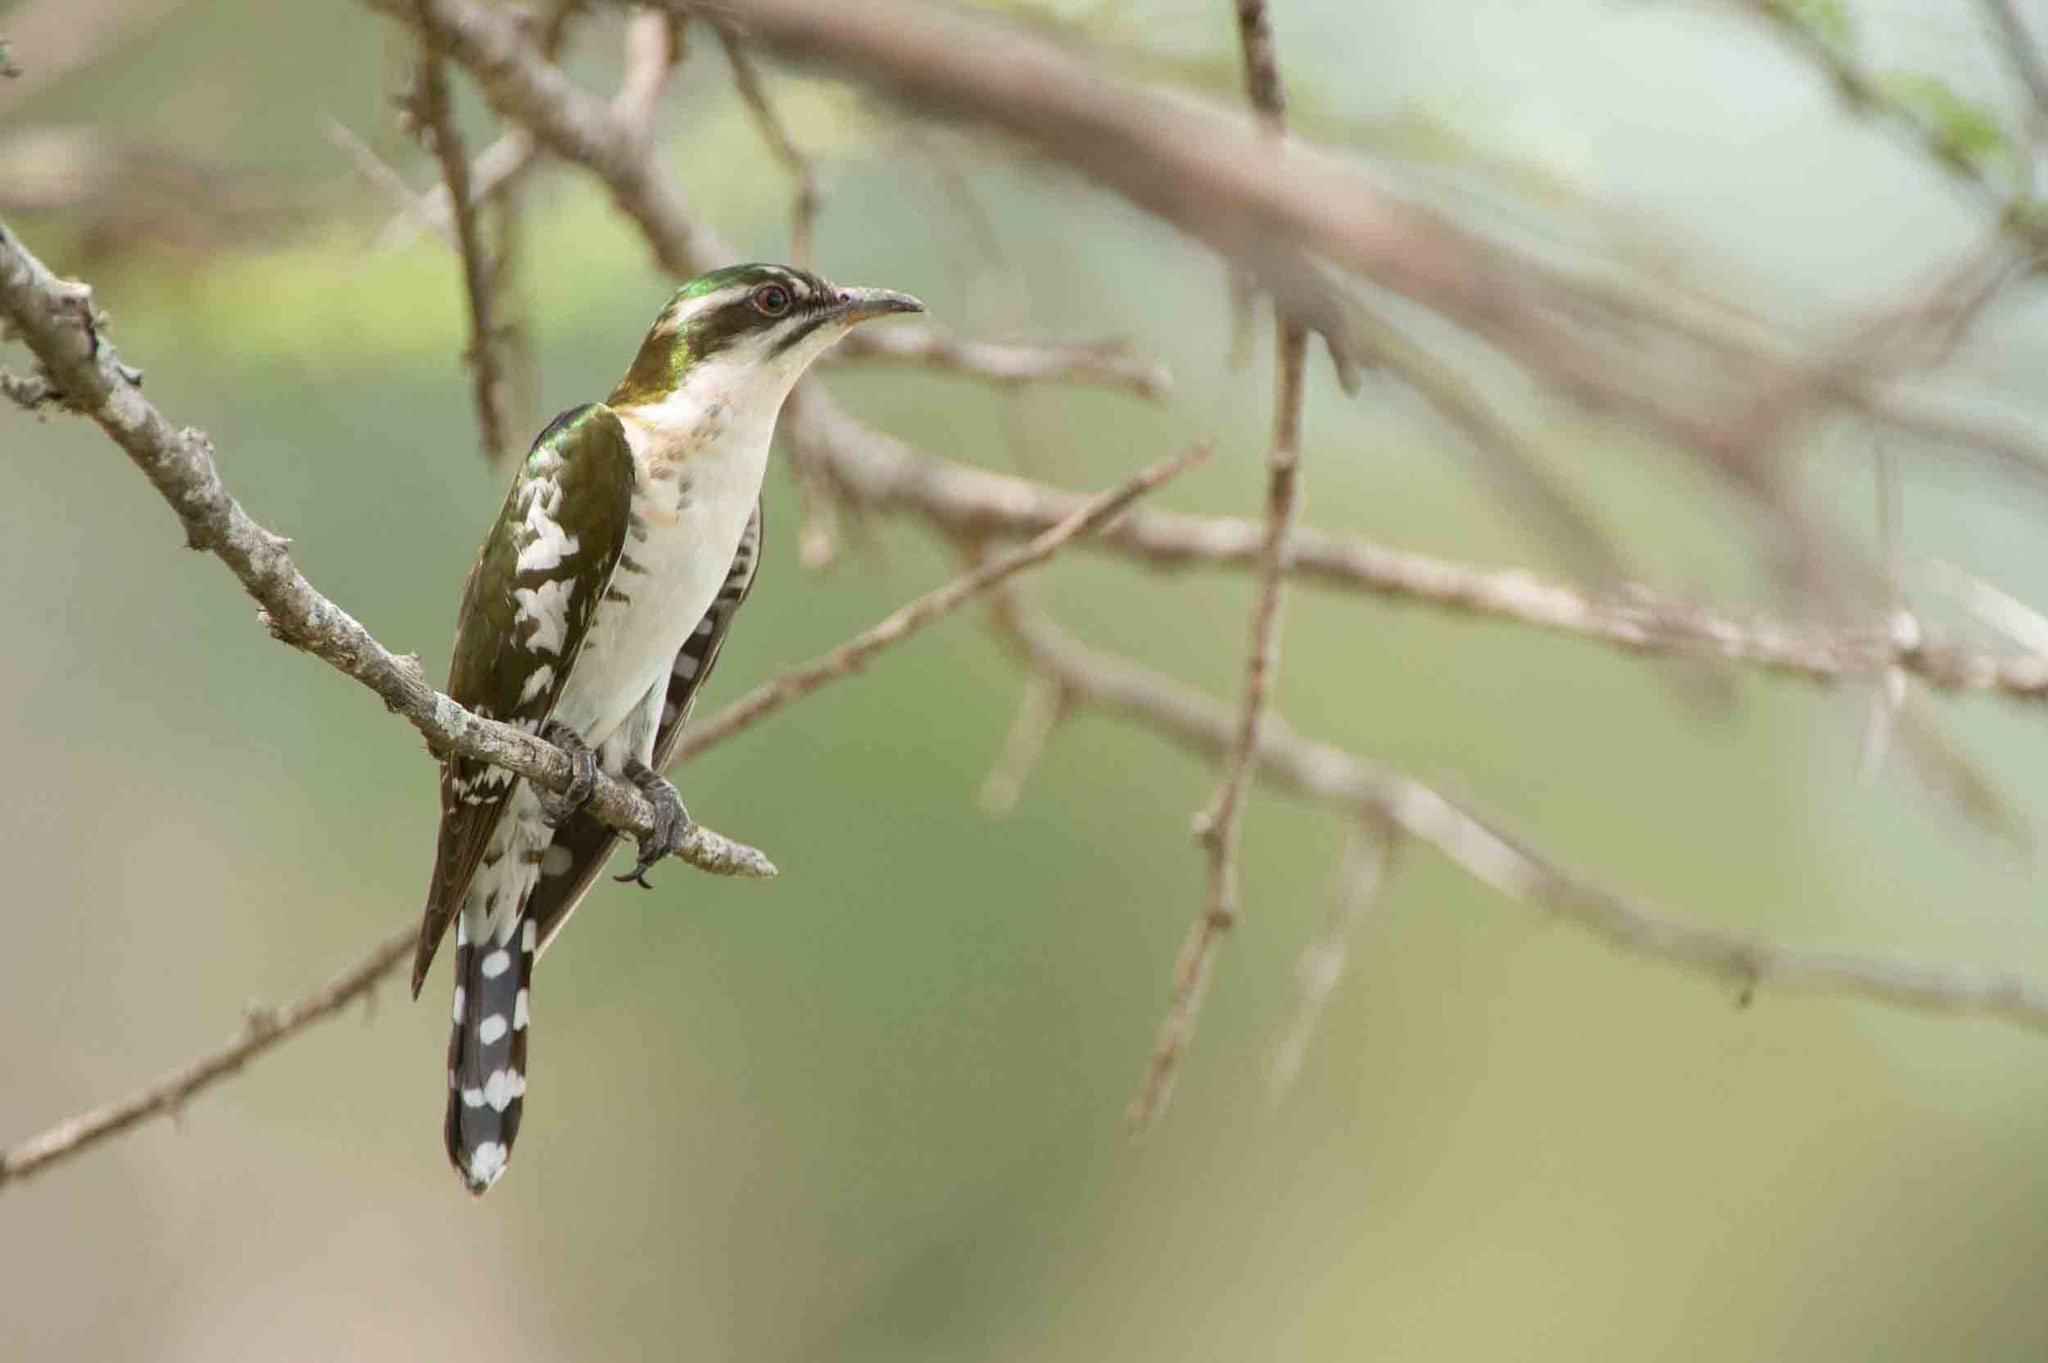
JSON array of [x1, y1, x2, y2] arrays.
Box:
[[537, 721, 599, 826], [614, 758, 692, 889]]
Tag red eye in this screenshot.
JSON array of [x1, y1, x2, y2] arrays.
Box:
[[753, 284, 792, 316]]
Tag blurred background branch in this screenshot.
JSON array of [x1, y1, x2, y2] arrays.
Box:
[[9, 0, 2048, 1353]]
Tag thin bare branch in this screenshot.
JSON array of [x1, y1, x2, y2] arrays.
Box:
[[0, 219, 772, 879], [1126, 0, 1307, 1135], [979, 674, 1069, 815], [0, 924, 417, 1187], [324, 115, 457, 250], [706, 14, 821, 265], [828, 324, 1172, 400], [989, 603, 2048, 1036], [672, 443, 1211, 763], [1268, 823, 1395, 1102], [408, 31, 517, 464], [348, 0, 2048, 723], [1980, 0, 2048, 131]]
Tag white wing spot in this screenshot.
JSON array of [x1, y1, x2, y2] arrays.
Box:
[[516, 505, 579, 574], [468, 1142, 508, 1188], [513, 579, 576, 655], [478, 1014, 509, 1045], [513, 989, 530, 1030], [517, 665, 556, 706], [480, 949, 512, 980]]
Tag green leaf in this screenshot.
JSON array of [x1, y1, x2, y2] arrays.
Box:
[[1770, 0, 1858, 57], [1875, 70, 2013, 171]]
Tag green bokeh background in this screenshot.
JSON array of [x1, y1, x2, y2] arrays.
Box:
[[6, 1, 2048, 1358]]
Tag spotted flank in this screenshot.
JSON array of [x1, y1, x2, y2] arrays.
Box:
[[525, 500, 765, 958]]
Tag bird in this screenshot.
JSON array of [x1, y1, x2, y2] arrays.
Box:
[[411, 263, 924, 1195]]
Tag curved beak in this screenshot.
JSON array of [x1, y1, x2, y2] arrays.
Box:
[[833, 286, 926, 324]]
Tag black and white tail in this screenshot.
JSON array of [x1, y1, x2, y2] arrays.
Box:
[[444, 910, 535, 1194]]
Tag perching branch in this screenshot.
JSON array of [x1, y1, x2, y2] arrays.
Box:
[[0, 224, 1205, 1190], [0, 218, 771, 880]]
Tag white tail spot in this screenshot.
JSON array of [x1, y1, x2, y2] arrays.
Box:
[[461, 1087, 485, 1108], [478, 1014, 508, 1045], [541, 844, 573, 877], [484, 1068, 520, 1112], [480, 949, 512, 980], [451, 986, 466, 1024], [468, 1141, 508, 1188], [522, 919, 537, 952], [513, 989, 530, 1030]]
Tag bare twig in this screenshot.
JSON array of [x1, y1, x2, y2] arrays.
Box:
[[706, 14, 821, 265], [979, 674, 1069, 815], [990, 604, 2048, 1036], [0, 219, 771, 878], [1268, 822, 1395, 1102], [349, 0, 2048, 722], [1980, 0, 2048, 132], [409, 30, 517, 465], [372, 128, 535, 254], [779, 410, 2048, 703], [325, 116, 458, 250], [0, 924, 418, 1187], [672, 444, 1211, 763], [828, 324, 1172, 400], [1126, 0, 1306, 1134]]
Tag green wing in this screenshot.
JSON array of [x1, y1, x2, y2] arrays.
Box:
[[411, 404, 636, 995]]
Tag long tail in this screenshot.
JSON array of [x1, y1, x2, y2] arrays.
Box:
[[444, 910, 536, 1195]]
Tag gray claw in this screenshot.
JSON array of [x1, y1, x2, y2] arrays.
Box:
[[538, 721, 598, 826], [614, 758, 692, 888]]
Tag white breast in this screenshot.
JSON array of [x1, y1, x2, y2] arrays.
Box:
[[549, 358, 783, 747]]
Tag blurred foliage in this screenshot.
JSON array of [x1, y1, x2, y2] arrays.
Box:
[[5, 1, 2048, 1360]]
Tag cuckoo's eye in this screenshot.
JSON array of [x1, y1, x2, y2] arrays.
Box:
[[752, 284, 792, 317]]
